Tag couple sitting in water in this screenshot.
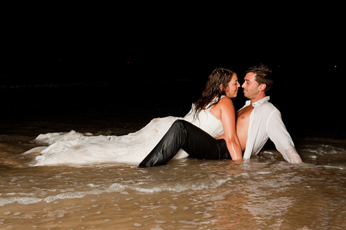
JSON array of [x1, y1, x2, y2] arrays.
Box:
[[139, 64, 302, 167], [29, 64, 303, 166]]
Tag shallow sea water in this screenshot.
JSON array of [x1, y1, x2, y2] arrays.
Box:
[[1, 84, 346, 229], [1, 119, 346, 229]]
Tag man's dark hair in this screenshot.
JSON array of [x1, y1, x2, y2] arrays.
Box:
[[245, 64, 273, 92]]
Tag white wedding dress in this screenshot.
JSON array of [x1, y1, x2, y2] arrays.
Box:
[[26, 98, 225, 166]]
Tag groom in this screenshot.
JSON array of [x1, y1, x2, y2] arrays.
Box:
[[235, 64, 302, 163], [139, 64, 302, 167]]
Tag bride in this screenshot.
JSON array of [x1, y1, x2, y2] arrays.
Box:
[[25, 67, 241, 166]]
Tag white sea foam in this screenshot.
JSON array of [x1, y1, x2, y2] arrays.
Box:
[[44, 192, 90, 203], [300, 144, 346, 155], [256, 171, 271, 174], [0, 176, 232, 207], [323, 165, 345, 170], [0, 197, 43, 206], [108, 177, 232, 194]]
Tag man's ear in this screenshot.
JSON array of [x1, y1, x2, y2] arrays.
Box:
[[259, 84, 267, 92]]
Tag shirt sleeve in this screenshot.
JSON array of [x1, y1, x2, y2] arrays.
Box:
[[266, 110, 303, 163]]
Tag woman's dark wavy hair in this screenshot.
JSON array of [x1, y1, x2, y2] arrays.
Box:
[[193, 67, 236, 119]]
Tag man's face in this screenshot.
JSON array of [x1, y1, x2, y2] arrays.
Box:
[[242, 72, 260, 99]]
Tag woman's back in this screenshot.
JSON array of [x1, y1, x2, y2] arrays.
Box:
[[184, 97, 224, 138]]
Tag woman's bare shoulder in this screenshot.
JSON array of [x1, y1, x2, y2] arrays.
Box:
[[219, 96, 234, 106]]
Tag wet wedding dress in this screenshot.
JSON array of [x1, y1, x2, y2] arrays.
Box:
[[26, 98, 225, 166]]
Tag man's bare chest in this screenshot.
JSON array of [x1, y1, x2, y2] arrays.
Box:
[[237, 106, 254, 121]]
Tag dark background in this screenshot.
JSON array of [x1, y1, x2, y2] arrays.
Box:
[[1, 3, 345, 138]]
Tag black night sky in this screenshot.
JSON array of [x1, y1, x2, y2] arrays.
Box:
[[2, 3, 344, 82], [2, 4, 344, 85], [1, 4, 345, 137]]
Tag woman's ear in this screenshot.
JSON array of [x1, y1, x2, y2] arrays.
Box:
[[219, 84, 223, 93]]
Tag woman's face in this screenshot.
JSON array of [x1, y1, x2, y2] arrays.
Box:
[[224, 73, 240, 98]]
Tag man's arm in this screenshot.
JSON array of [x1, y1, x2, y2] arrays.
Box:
[[267, 110, 303, 164]]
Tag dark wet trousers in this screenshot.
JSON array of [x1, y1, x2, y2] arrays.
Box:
[[139, 120, 232, 167]]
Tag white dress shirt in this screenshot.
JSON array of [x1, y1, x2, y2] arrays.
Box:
[[239, 96, 302, 163]]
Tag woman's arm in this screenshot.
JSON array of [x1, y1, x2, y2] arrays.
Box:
[[213, 97, 243, 160]]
